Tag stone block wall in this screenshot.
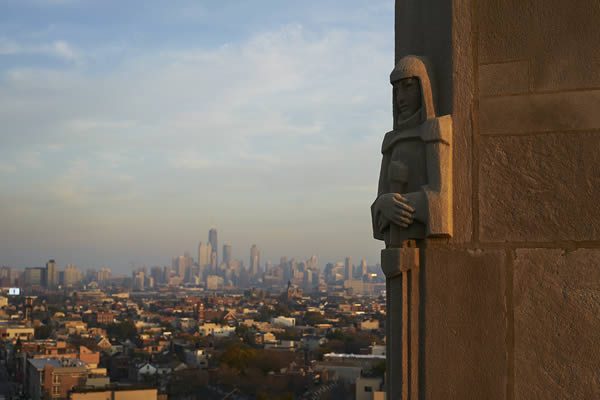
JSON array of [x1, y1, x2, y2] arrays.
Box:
[[394, 0, 600, 398]]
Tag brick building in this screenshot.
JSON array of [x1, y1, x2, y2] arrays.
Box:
[[27, 358, 88, 400]]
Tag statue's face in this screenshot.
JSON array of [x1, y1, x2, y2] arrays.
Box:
[[395, 77, 421, 120]]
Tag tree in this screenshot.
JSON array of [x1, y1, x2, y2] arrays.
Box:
[[303, 311, 326, 326], [106, 320, 137, 341], [219, 343, 257, 373], [35, 325, 53, 340], [370, 360, 386, 377]]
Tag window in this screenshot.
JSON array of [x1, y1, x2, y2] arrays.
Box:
[[53, 375, 61, 384], [365, 386, 373, 392], [53, 386, 60, 395]]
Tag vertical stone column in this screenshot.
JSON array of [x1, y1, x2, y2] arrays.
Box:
[[381, 241, 419, 400], [389, 0, 600, 399]]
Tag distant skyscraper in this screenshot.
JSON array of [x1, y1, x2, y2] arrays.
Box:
[[265, 260, 273, 273], [360, 258, 368, 277], [133, 271, 145, 291], [63, 264, 82, 287], [45, 259, 56, 288], [223, 244, 232, 266], [24, 267, 44, 286], [0, 266, 11, 287], [210, 252, 217, 273], [306, 255, 318, 270], [250, 245, 260, 277], [324, 263, 335, 283], [208, 228, 218, 267], [97, 268, 112, 283], [198, 242, 212, 269], [150, 266, 162, 285], [344, 257, 353, 280], [175, 254, 193, 280]]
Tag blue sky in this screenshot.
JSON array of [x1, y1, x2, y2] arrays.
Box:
[[0, 0, 394, 272]]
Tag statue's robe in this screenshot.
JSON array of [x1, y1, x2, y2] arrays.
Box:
[[371, 115, 452, 248]]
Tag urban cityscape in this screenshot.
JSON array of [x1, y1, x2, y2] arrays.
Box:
[[2, 0, 597, 398], [0, 228, 387, 400], [2, 1, 391, 399]]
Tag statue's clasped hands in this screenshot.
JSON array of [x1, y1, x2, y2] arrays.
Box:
[[376, 193, 415, 231]]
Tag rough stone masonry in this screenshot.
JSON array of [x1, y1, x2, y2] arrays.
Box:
[[372, 0, 600, 399]]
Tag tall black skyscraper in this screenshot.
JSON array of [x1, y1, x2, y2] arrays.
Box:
[[208, 228, 218, 267]]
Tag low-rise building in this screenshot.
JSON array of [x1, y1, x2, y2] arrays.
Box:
[[69, 386, 158, 400], [27, 358, 88, 400], [198, 323, 235, 337], [360, 319, 380, 331], [0, 325, 35, 342], [355, 375, 384, 400], [183, 349, 209, 369], [271, 316, 296, 328], [315, 353, 386, 383]]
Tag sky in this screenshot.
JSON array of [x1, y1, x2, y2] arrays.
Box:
[[0, 0, 395, 272]]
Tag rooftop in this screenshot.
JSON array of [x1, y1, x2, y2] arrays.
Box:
[[323, 353, 386, 360], [28, 358, 87, 370]]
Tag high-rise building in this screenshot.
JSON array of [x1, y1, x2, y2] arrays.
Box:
[[206, 275, 224, 291], [344, 257, 353, 280], [360, 258, 368, 277], [198, 242, 212, 268], [264, 260, 273, 274], [150, 266, 163, 285], [0, 266, 12, 287], [133, 271, 145, 291], [324, 263, 335, 283], [208, 228, 218, 268], [306, 255, 318, 270], [175, 254, 193, 280], [63, 264, 82, 287], [24, 267, 44, 286], [210, 252, 217, 272], [250, 245, 260, 277], [45, 259, 56, 289], [222, 244, 232, 266], [97, 268, 112, 283]]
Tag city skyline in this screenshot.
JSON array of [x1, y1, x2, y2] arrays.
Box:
[[1, 227, 381, 294], [0, 0, 394, 271], [0, 237, 378, 274]]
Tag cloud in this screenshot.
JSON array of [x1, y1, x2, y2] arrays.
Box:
[[0, 21, 393, 267], [18, 0, 81, 5], [49, 40, 78, 61], [0, 38, 80, 62], [0, 163, 16, 174], [48, 158, 137, 208]]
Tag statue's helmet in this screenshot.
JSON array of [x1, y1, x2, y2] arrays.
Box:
[[390, 55, 436, 123]]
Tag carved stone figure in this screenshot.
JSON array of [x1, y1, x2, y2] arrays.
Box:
[[372, 55, 453, 400], [371, 55, 453, 247]]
